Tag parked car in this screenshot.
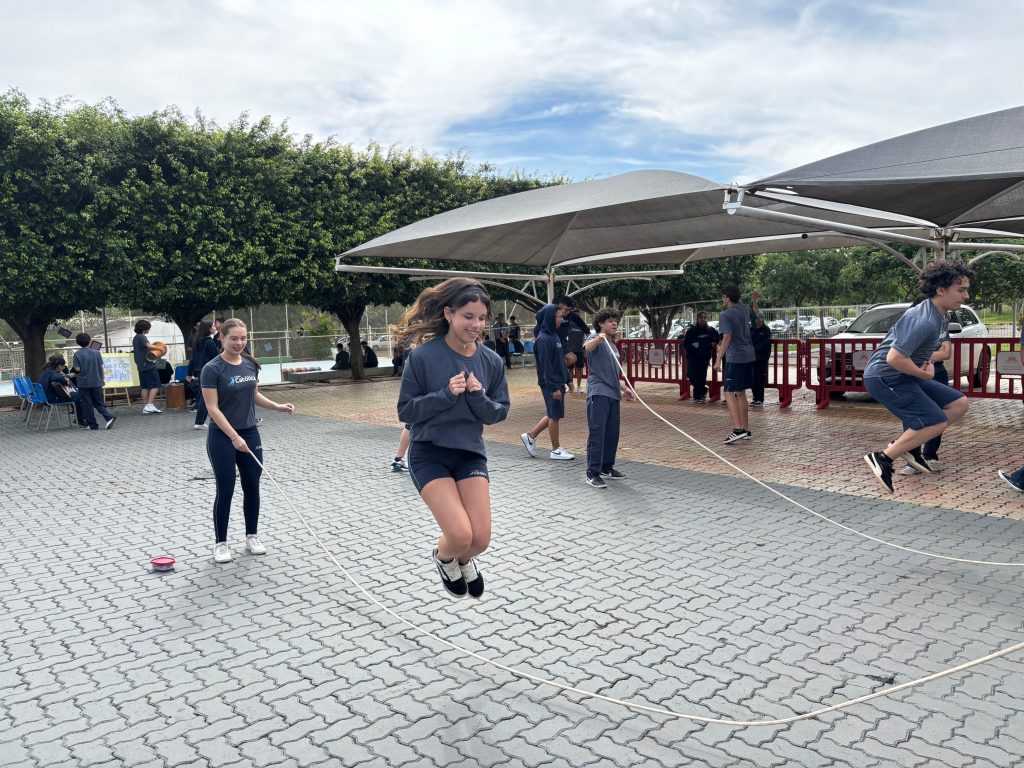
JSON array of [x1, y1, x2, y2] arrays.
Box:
[[821, 303, 990, 386]]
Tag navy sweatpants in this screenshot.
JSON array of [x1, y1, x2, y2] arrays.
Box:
[[586, 395, 621, 478]]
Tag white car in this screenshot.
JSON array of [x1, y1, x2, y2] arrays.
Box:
[[821, 303, 990, 386]]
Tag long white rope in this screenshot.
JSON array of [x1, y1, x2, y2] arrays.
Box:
[[606, 337, 1024, 567], [247, 447, 1024, 727]]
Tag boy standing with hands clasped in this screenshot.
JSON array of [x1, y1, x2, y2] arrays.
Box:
[[583, 308, 634, 489]]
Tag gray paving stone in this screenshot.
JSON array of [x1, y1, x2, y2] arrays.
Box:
[[2, 406, 1023, 768]]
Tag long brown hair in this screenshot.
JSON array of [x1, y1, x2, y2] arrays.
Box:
[[218, 318, 262, 370], [393, 278, 491, 347]]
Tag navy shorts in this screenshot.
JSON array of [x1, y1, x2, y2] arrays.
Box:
[[139, 368, 161, 389], [407, 441, 489, 494], [541, 388, 565, 419], [723, 361, 754, 392], [865, 374, 965, 430]]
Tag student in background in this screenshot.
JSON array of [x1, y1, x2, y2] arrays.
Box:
[[188, 320, 219, 430], [40, 354, 92, 427], [681, 313, 719, 404], [331, 341, 351, 371], [132, 320, 163, 414], [750, 293, 772, 407], [72, 333, 116, 429], [583, 308, 634, 488], [520, 303, 575, 461], [362, 341, 379, 368]]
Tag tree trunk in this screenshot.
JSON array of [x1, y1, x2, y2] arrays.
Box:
[[331, 301, 367, 380], [167, 306, 210, 354], [5, 314, 51, 378], [640, 305, 682, 339]]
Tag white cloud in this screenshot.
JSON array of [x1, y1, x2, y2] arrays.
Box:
[[3, 0, 1023, 180]]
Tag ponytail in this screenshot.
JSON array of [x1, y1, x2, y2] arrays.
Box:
[[218, 318, 262, 371]]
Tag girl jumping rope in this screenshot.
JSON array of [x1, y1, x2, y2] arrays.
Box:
[[395, 278, 510, 598], [202, 318, 295, 563]]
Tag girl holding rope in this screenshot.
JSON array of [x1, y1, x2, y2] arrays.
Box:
[[396, 278, 510, 598], [202, 318, 295, 563]]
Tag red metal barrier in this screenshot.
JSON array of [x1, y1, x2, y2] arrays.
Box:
[[806, 336, 1018, 408], [616, 338, 800, 407], [617, 339, 688, 399]]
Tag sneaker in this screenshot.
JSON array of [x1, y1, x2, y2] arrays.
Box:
[[256, 417, 263, 424], [724, 429, 749, 444], [88, 425, 99, 430], [924, 458, 941, 472], [245, 534, 267, 555], [751, 400, 764, 408], [520, 432, 537, 458], [900, 465, 921, 476], [194, 424, 207, 430], [997, 469, 1024, 492], [865, 452, 895, 493], [459, 559, 484, 598], [575, 385, 584, 394], [104, 416, 116, 430], [391, 458, 407, 472], [143, 405, 162, 414], [901, 446, 933, 473], [214, 542, 232, 563], [695, 398, 706, 404], [585, 474, 608, 489], [549, 447, 575, 460], [432, 548, 467, 597], [601, 468, 626, 480]]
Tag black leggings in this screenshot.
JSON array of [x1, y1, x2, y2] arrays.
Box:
[[207, 426, 263, 542]]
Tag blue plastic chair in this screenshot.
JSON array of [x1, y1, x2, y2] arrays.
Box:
[[31, 382, 75, 432], [13, 376, 31, 420]]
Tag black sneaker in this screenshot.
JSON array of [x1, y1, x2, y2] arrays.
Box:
[[600, 469, 626, 480], [997, 470, 1024, 493], [865, 452, 894, 493], [459, 559, 484, 598], [695, 397, 706, 404], [902, 446, 933, 473], [432, 549, 467, 597], [585, 474, 608, 489], [724, 429, 749, 444], [104, 416, 117, 430]]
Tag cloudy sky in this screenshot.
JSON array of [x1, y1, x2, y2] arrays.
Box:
[[4, 0, 1022, 183]]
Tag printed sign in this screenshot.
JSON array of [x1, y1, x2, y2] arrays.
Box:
[[263, 342, 274, 352], [648, 348, 665, 366], [101, 353, 139, 389], [996, 351, 1024, 376]]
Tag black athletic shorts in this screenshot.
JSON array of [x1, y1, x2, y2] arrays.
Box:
[[407, 441, 489, 493]]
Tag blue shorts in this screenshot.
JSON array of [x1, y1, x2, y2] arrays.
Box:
[[541, 388, 565, 420], [407, 441, 489, 494], [139, 368, 161, 390], [723, 361, 754, 393], [864, 374, 965, 430]]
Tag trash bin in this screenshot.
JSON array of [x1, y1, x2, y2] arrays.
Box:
[[164, 383, 186, 410]]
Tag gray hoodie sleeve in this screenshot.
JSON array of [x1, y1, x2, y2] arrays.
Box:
[[397, 351, 458, 424], [464, 357, 510, 425]]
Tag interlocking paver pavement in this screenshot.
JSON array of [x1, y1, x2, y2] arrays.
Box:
[[2, 374, 1023, 767]]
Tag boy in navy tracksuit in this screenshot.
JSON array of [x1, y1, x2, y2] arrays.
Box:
[[520, 304, 575, 460]]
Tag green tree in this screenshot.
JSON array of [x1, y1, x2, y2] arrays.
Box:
[[0, 91, 132, 375], [834, 246, 918, 304], [116, 110, 300, 338], [291, 143, 552, 378], [967, 249, 1024, 308], [754, 250, 846, 307]]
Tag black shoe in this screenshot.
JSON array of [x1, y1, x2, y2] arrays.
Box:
[[88, 425, 99, 430], [865, 452, 894, 493], [432, 548, 467, 597], [724, 429, 749, 444], [601, 468, 626, 480], [750, 400, 764, 408], [902, 446, 933, 473], [695, 397, 706, 404], [997, 470, 1024, 493], [585, 474, 608, 489], [459, 559, 484, 598], [105, 416, 117, 430]]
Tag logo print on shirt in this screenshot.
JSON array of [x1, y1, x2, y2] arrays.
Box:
[[229, 375, 258, 386]]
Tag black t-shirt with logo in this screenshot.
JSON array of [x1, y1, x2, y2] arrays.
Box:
[[200, 355, 260, 431]]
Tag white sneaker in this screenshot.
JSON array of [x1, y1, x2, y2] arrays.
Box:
[[194, 424, 207, 430], [245, 535, 266, 555], [143, 405, 162, 414], [520, 432, 537, 458], [549, 447, 575, 460], [575, 385, 583, 394], [900, 465, 920, 476], [214, 542, 232, 563]]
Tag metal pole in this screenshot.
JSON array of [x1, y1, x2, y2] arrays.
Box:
[[101, 307, 109, 351], [546, 270, 555, 304], [284, 303, 291, 358]]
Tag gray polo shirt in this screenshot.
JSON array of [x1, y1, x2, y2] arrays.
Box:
[[585, 333, 621, 400], [864, 300, 945, 379], [132, 334, 155, 371], [718, 304, 755, 364], [73, 347, 104, 388]]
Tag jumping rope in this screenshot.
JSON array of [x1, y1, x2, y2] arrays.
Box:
[[603, 336, 1024, 568], [245, 383, 1024, 727]]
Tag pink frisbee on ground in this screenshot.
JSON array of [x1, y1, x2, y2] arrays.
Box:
[[150, 556, 176, 572]]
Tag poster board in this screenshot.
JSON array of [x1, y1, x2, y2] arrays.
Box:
[[102, 353, 139, 389]]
